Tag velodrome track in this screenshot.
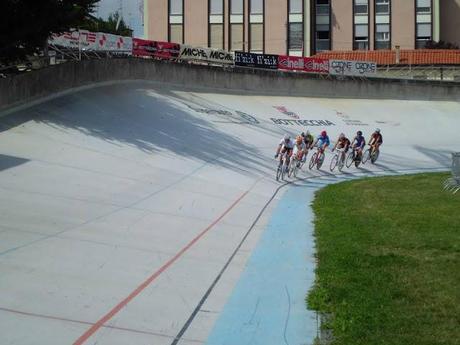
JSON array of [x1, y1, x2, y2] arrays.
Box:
[[0, 81, 459, 345]]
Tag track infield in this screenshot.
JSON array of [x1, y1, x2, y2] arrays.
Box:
[[308, 172, 460, 345]]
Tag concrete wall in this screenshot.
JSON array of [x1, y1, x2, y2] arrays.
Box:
[[1, 58, 460, 113]]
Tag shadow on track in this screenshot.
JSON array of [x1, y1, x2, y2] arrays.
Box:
[[0, 84, 276, 177]]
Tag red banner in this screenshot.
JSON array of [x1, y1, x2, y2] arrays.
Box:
[[132, 38, 180, 59], [278, 55, 329, 74]]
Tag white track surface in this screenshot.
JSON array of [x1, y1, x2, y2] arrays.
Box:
[[0, 82, 459, 345]]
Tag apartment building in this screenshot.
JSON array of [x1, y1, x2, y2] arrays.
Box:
[[144, 0, 458, 56]]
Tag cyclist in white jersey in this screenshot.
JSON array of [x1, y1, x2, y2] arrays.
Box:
[[275, 134, 295, 171]]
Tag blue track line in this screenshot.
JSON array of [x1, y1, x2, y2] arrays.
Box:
[[205, 184, 319, 345]]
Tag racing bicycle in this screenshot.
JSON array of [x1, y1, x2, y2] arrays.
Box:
[[346, 148, 363, 168], [276, 152, 290, 181], [309, 147, 325, 170], [362, 145, 380, 164], [330, 148, 346, 172], [288, 153, 305, 178]]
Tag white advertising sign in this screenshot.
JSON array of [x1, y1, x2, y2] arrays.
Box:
[[329, 59, 377, 77], [97, 33, 132, 52], [179, 45, 234, 64], [49, 30, 132, 52]]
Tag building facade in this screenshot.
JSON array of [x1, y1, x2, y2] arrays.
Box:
[[144, 0, 459, 56]]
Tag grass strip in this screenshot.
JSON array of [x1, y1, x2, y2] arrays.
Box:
[[307, 173, 460, 345]]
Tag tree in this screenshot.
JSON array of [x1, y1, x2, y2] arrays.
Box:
[[424, 40, 459, 50], [0, 0, 100, 64], [82, 12, 133, 37]]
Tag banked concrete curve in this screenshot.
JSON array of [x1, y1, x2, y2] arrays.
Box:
[[0, 77, 459, 345], [2, 58, 460, 113]]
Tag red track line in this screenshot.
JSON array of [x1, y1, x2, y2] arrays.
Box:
[[73, 190, 250, 345]]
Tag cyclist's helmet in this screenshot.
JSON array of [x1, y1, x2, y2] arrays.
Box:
[[306, 130, 311, 136], [284, 134, 291, 143], [296, 135, 303, 145], [339, 133, 345, 139], [357, 131, 363, 136], [375, 128, 381, 133], [321, 130, 327, 137]]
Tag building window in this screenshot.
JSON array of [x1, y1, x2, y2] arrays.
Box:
[[416, 0, 432, 48], [210, 0, 223, 15], [249, 0, 263, 52], [374, 0, 390, 50], [209, 0, 224, 49], [250, 23, 263, 52], [230, 0, 244, 51], [375, 24, 390, 49], [288, 0, 303, 54], [288, 23, 303, 50], [354, 0, 368, 14], [354, 0, 368, 50], [375, 0, 390, 14], [416, 0, 431, 13], [170, 0, 183, 15], [231, 0, 243, 14], [230, 23, 244, 51], [250, 0, 263, 14], [170, 24, 183, 43], [315, 0, 330, 52], [210, 24, 224, 49], [169, 0, 183, 43], [289, 0, 302, 14], [354, 24, 369, 50]]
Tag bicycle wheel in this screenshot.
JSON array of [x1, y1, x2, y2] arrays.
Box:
[[330, 153, 338, 172], [338, 153, 345, 172], [309, 152, 317, 170], [292, 160, 298, 178], [281, 161, 286, 180], [288, 159, 294, 178], [276, 164, 282, 181], [345, 152, 354, 168], [362, 149, 371, 164], [317, 152, 325, 170], [371, 149, 380, 164], [354, 157, 361, 168]]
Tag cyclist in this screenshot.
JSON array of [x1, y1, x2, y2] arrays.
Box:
[[313, 130, 331, 153], [351, 130, 366, 161], [369, 128, 383, 154], [332, 133, 351, 153], [292, 135, 307, 167], [301, 130, 315, 150], [275, 134, 295, 172]]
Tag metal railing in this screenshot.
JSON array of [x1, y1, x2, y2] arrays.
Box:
[[376, 64, 460, 82], [443, 153, 460, 194]]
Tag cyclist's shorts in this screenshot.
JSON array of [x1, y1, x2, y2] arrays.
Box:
[[281, 147, 293, 155]]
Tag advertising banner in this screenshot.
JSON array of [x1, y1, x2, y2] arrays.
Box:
[[234, 52, 278, 70], [78, 30, 98, 50], [48, 31, 80, 49], [97, 33, 132, 52], [132, 39, 181, 59], [329, 59, 377, 77], [49, 30, 131, 52], [179, 45, 234, 64], [278, 55, 329, 74]]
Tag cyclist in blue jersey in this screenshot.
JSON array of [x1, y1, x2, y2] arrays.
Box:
[[313, 130, 331, 153], [351, 130, 366, 161]]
